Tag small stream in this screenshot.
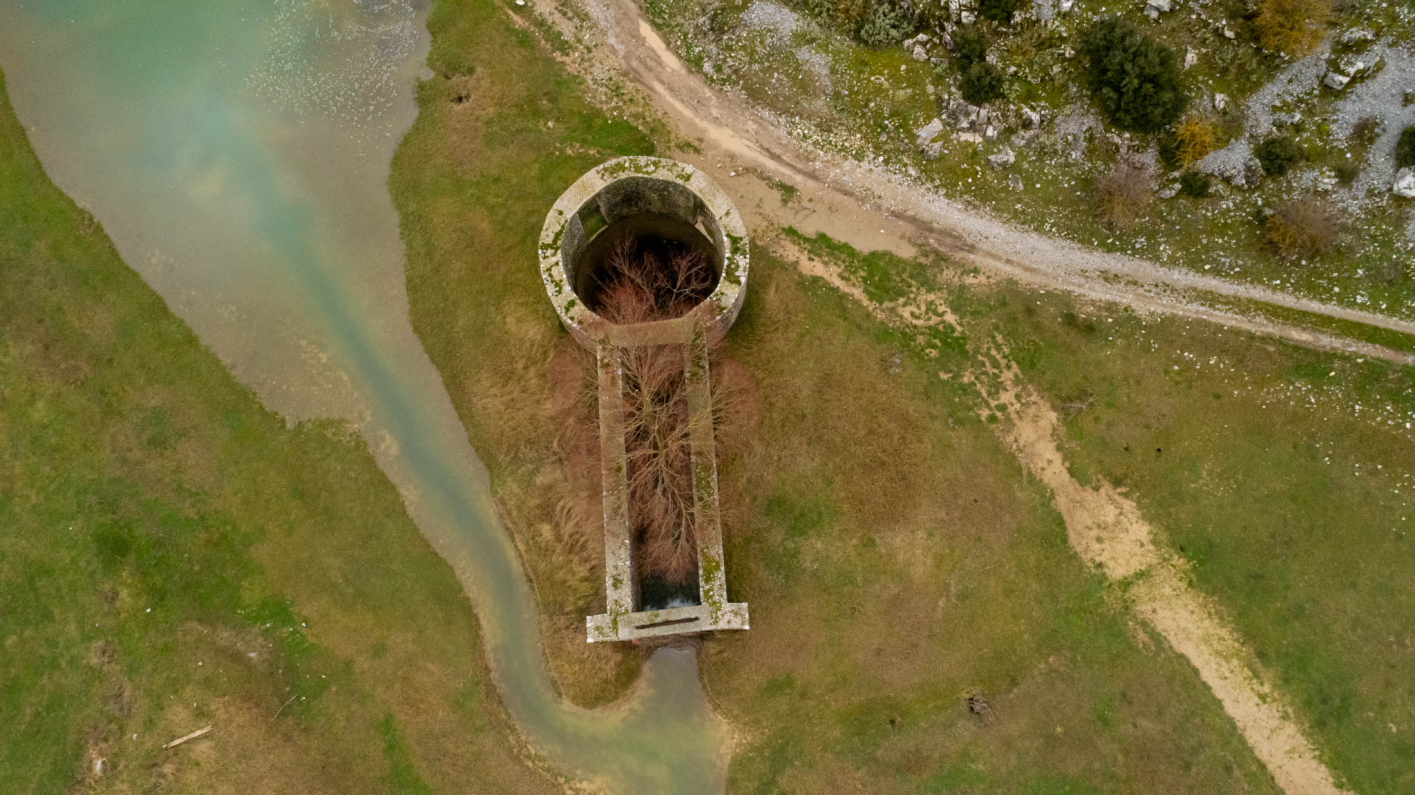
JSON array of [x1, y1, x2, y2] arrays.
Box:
[[0, 0, 725, 791]]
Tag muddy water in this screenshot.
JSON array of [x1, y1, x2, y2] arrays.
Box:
[[0, 0, 723, 791]]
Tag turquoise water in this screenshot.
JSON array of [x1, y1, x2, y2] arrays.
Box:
[[0, 0, 725, 791]]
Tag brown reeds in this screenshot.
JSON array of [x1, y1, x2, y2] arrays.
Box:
[[1266, 198, 1340, 260], [548, 238, 756, 588], [593, 238, 716, 322], [1094, 160, 1154, 232]]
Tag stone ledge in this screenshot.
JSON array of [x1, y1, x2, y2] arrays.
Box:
[[587, 602, 750, 643]]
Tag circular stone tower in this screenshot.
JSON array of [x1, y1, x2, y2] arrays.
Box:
[[539, 156, 749, 350], [540, 157, 750, 643]]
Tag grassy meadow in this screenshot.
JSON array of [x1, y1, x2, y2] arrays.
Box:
[[0, 73, 553, 794], [972, 283, 1415, 793]]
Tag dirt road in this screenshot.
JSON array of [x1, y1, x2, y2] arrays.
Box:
[[544, 0, 1415, 366]]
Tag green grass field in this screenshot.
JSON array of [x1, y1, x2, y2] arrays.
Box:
[[974, 284, 1415, 793], [784, 227, 1415, 792], [0, 73, 553, 794]]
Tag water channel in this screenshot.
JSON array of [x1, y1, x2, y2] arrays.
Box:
[[0, 0, 725, 790]]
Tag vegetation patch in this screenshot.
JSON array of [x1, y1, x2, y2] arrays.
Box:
[[1254, 0, 1331, 57], [1081, 16, 1187, 134], [1094, 160, 1154, 231], [961, 61, 1006, 106], [1265, 197, 1340, 259], [1397, 125, 1415, 169], [1253, 134, 1306, 178]]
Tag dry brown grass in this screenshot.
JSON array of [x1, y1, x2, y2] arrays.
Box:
[[1255, 0, 1330, 57], [551, 243, 756, 586], [621, 343, 699, 583], [1095, 161, 1154, 232], [594, 238, 716, 322], [1266, 198, 1340, 259], [1175, 117, 1218, 167]]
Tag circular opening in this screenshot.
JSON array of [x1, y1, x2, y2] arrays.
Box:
[[575, 213, 721, 322]]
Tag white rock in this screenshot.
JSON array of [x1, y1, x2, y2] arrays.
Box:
[[1394, 167, 1415, 199], [1158, 183, 1179, 199], [1213, 93, 1227, 112], [1021, 105, 1041, 129], [945, 98, 982, 130], [912, 45, 930, 61], [1335, 53, 1381, 78], [1144, 0, 1171, 18], [1341, 27, 1375, 45], [923, 140, 945, 161], [1184, 47, 1197, 69], [984, 124, 998, 140], [916, 117, 945, 148], [1222, 27, 1235, 39], [960, 10, 976, 23], [1059, 0, 1073, 11], [1324, 71, 1351, 91], [988, 147, 1016, 169], [1202, 154, 1263, 189], [1010, 173, 1024, 190], [958, 131, 984, 143]]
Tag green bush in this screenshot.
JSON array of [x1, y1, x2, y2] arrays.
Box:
[[856, 0, 915, 46], [1081, 16, 1188, 134], [961, 62, 1006, 105], [1397, 126, 1415, 169], [1254, 135, 1304, 177], [1179, 169, 1212, 198], [1334, 161, 1359, 185], [1157, 132, 1182, 170], [951, 24, 988, 72], [979, 0, 1024, 23]]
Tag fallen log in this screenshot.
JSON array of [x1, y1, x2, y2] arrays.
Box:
[[163, 726, 212, 749]]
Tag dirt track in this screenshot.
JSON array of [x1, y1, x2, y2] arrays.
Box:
[[545, 0, 1415, 367]]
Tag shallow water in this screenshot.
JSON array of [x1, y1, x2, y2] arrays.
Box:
[[0, 0, 724, 791]]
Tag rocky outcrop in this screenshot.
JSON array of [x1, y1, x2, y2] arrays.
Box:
[[1201, 151, 1264, 189], [1144, 0, 1172, 19], [988, 147, 1016, 170], [1395, 167, 1415, 198]]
